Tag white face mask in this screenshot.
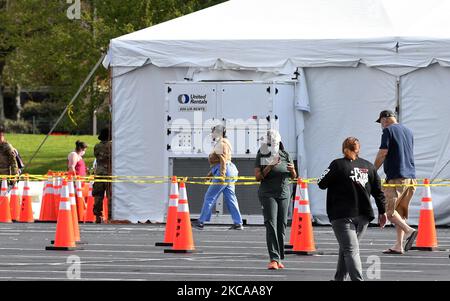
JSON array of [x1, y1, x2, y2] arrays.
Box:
[[211, 131, 221, 141], [267, 130, 281, 155], [269, 142, 280, 155], [79, 150, 86, 157], [211, 125, 225, 142]]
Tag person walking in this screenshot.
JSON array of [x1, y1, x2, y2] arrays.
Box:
[[68, 140, 88, 177], [193, 125, 244, 230], [0, 125, 19, 185], [318, 137, 387, 281], [93, 128, 112, 223], [374, 110, 418, 254], [255, 129, 297, 270]]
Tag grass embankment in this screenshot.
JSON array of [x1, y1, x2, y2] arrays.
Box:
[[7, 134, 99, 175]]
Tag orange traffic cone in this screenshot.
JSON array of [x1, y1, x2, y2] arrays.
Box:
[[83, 181, 95, 223], [0, 178, 12, 223], [102, 194, 109, 223], [411, 178, 438, 251], [37, 172, 56, 222], [53, 174, 62, 219], [164, 181, 197, 253], [18, 176, 34, 223], [285, 178, 302, 249], [285, 181, 317, 255], [75, 177, 86, 222], [46, 179, 77, 251], [10, 183, 21, 221], [38, 174, 48, 221], [67, 176, 82, 244], [156, 176, 179, 247]]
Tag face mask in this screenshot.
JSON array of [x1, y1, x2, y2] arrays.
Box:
[[269, 141, 280, 155], [211, 131, 221, 141], [79, 150, 86, 157], [267, 132, 281, 155]]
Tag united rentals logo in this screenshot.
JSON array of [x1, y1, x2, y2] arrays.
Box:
[[190, 94, 207, 104], [178, 94, 190, 104], [178, 94, 207, 105]]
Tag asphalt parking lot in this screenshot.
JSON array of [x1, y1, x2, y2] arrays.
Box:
[[0, 223, 449, 281]]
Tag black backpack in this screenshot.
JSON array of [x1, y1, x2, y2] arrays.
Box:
[[14, 149, 25, 170]]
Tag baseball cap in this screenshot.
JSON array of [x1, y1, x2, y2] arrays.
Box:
[[376, 110, 396, 123]]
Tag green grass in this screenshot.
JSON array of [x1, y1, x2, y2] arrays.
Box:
[[7, 134, 99, 175]]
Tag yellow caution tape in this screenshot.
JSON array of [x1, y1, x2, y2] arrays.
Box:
[[2, 174, 450, 187], [67, 105, 78, 126]]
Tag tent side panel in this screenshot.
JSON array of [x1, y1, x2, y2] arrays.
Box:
[[303, 65, 397, 224], [401, 63, 450, 225], [112, 65, 188, 222]]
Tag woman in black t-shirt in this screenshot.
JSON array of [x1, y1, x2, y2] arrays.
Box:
[[318, 137, 387, 281]]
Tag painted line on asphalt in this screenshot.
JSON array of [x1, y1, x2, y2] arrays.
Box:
[[1, 246, 449, 259], [0, 269, 287, 278], [0, 276, 147, 281]]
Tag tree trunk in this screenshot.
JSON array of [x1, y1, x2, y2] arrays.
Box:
[[15, 83, 22, 120], [0, 61, 6, 123]]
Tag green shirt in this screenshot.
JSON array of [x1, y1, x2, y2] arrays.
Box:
[[255, 148, 293, 198], [94, 141, 111, 175]]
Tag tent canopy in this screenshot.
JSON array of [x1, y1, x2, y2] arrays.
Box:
[[108, 0, 450, 225], [108, 0, 450, 70]]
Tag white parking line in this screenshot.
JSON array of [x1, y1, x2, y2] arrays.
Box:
[[0, 276, 147, 281], [0, 269, 287, 278], [0, 247, 448, 259], [46, 263, 427, 273]]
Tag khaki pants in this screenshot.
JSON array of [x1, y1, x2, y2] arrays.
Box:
[[383, 178, 417, 219]]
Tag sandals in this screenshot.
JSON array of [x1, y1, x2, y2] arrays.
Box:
[[404, 230, 418, 252], [382, 248, 404, 255], [267, 261, 279, 270]]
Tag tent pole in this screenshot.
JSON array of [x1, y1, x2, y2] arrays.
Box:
[[395, 77, 401, 122], [23, 53, 106, 172]]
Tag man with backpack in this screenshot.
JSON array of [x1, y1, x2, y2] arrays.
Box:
[[0, 125, 19, 184]]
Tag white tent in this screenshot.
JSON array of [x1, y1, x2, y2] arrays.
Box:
[[106, 0, 450, 225]]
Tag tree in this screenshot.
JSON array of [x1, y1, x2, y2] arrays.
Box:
[[0, 0, 13, 122], [1, 0, 226, 133]]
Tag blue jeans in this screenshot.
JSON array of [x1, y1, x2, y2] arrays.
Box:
[[198, 162, 243, 225]]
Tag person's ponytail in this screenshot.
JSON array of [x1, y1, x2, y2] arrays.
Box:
[[75, 140, 88, 152]]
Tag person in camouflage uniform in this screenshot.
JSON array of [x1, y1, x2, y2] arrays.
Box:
[[93, 128, 112, 223], [0, 125, 19, 185]]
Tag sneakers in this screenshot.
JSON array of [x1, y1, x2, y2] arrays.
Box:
[[267, 261, 279, 270], [95, 216, 102, 224], [192, 221, 204, 230], [229, 224, 244, 230], [192, 222, 243, 230]]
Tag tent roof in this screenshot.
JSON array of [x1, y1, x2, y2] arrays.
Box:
[[108, 0, 450, 69]]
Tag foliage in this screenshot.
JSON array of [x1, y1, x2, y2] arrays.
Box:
[[4, 118, 33, 134], [0, 0, 226, 133]]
